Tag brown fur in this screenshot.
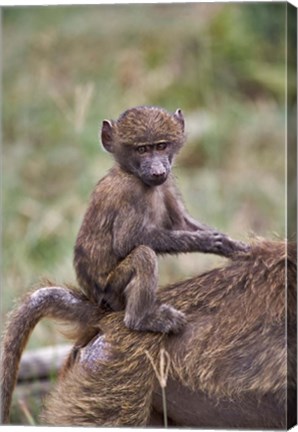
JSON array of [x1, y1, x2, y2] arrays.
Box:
[[40, 240, 296, 428], [74, 105, 248, 333], [0, 283, 105, 424]]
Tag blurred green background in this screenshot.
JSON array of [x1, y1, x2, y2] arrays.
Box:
[[2, 3, 296, 422]]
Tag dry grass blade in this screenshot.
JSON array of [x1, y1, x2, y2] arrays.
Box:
[[18, 399, 36, 426], [145, 347, 171, 427], [48, 82, 94, 133], [74, 82, 95, 133]]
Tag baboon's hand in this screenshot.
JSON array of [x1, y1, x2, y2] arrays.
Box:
[[198, 231, 250, 257], [223, 238, 251, 255], [104, 283, 126, 311], [234, 240, 251, 253]]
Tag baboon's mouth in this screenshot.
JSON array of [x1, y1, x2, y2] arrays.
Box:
[[145, 175, 168, 187]]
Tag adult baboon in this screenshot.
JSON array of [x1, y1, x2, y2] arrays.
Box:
[[2, 240, 295, 428]]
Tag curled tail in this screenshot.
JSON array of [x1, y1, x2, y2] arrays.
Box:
[[0, 285, 105, 424]]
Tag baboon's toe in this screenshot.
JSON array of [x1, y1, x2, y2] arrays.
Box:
[[158, 304, 187, 334], [124, 304, 186, 334]]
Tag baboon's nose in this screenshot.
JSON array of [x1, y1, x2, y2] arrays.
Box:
[[153, 170, 166, 177], [151, 163, 166, 177]]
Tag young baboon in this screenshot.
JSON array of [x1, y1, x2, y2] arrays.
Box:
[[74, 105, 248, 333], [42, 240, 296, 428]]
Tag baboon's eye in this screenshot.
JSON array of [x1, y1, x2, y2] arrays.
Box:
[[136, 145, 147, 154], [156, 142, 167, 151]]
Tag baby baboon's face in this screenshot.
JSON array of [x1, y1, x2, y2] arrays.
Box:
[[101, 106, 185, 186]]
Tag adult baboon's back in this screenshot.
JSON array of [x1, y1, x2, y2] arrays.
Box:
[[42, 240, 296, 429]]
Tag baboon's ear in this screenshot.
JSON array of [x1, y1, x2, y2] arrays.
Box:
[[173, 108, 185, 132], [101, 120, 115, 153]]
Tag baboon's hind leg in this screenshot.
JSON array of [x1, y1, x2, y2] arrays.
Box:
[[105, 245, 186, 333], [123, 246, 186, 333]]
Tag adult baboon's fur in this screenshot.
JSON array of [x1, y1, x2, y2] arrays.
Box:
[[39, 240, 296, 428], [0, 284, 106, 424]]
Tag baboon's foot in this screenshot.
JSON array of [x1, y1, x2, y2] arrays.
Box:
[[124, 304, 186, 334]]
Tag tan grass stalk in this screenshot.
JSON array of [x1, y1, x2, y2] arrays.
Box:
[[18, 399, 36, 426], [145, 347, 171, 428]]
